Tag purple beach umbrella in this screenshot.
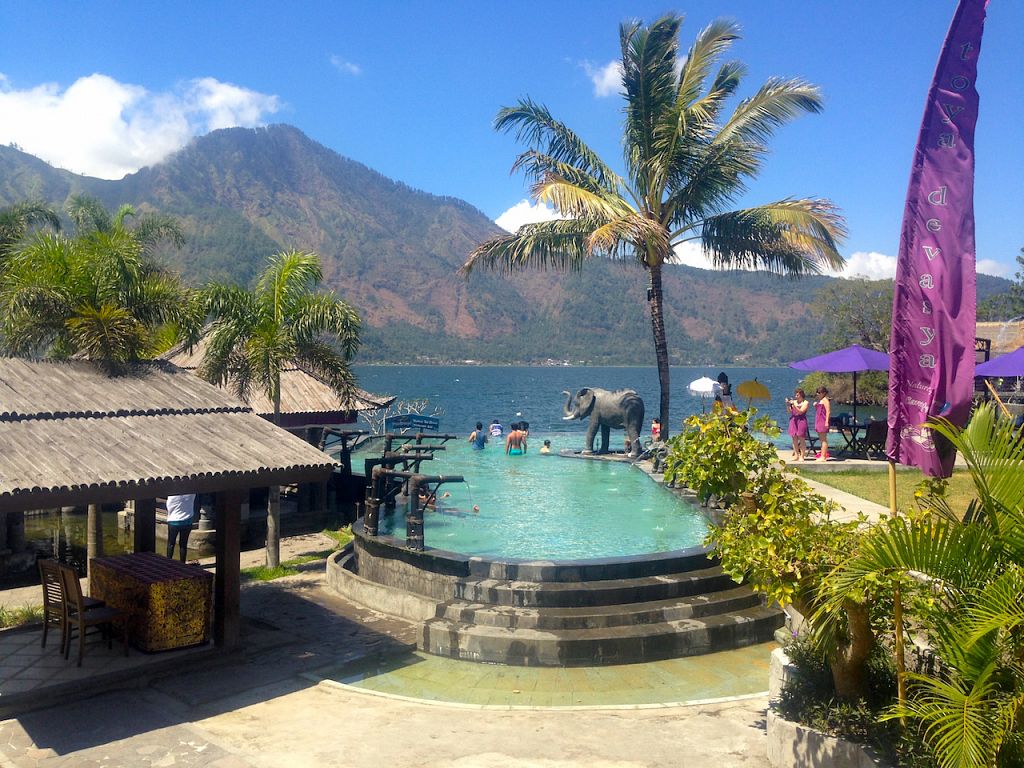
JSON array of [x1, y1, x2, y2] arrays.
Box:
[[788, 344, 890, 422], [976, 346, 1024, 378]]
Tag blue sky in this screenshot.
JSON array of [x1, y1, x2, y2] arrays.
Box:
[[1, 1, 1021, 279]]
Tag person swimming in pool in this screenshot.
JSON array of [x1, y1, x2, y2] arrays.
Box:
[[506, 421, 527, 455], [539, 439, 551, 455]]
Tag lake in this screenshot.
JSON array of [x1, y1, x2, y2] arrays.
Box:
[[351, 364, 886, 444]]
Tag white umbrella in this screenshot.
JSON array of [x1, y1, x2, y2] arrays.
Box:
[[688, 376, 722, 412]]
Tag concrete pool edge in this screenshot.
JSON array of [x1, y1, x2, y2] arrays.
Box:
[[310, 673, 771, 712]]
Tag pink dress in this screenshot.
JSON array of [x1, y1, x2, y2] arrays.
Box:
[[788, 403, 808, 437], [814, 401, 829, 434]]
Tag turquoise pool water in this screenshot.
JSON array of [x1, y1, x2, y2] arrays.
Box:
[[362, 440, 708, 560]]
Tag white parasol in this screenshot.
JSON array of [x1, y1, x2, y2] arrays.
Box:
[[688, 376, 722, 412]]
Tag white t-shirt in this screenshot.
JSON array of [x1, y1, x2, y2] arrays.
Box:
[[166, 494, 196, 525]]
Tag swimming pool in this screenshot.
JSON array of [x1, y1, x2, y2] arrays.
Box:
[[361, 440, 708, 560]]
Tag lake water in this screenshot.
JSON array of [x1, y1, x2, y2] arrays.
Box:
[[351, 364, 860, 444]]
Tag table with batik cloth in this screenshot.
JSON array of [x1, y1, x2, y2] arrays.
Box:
[[89, 552, 213, 652]]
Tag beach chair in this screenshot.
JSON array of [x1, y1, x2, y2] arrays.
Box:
[[59, 563, 126, 666]]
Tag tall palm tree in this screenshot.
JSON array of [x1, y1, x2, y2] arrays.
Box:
[[200, 250, 361, 567], [0, 200, 60, 257], [463, 15, 846, 438]]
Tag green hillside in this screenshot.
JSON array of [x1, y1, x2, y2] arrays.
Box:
[[0, 126, 1012, 365]]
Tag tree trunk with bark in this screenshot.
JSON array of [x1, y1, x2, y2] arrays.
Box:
[[266, 384, 282, 568], [648, 261, 671, 440], [828, 599, 874, 701]]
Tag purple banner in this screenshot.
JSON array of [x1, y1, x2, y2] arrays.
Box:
[[886, 0, 987, 477]]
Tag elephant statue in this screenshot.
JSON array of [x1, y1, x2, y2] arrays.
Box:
[[562, 387, 645, 457]]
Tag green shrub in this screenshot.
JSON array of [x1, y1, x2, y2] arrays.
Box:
[[663, 406, 780, 506]]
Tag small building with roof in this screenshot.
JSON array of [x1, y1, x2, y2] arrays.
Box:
[[0, 357, 336, 648], [162, 336, 394, 429]]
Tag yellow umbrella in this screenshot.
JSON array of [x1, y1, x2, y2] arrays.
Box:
[[736, 379, 771, 407]]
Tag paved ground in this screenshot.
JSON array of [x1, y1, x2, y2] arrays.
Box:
[[0, 533, 772, 768]]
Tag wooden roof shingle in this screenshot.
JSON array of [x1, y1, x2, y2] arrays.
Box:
[[0, 358, 337, 512], [162, 336, 394, 418]]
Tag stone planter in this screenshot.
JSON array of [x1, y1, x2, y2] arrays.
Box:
[[767, 648, 890, 768]]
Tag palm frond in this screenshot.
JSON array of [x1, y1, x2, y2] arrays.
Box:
[[716, 77, 824, 146], [532, 176, 632, 222], [587, 213, 669, 265], [134, 213, 186, 250], [65, 194, 112, 235], [257, 250, 323, 321], [495, 100, 622, 190], [512, 150, 620, 199], [675, 18, 741, 110], [888, 669, 1020, 768], [697, 199, 846, 274], [462, 219, 597, 275], [294, 339, 358, 401], [65, 303, 146, 367], [929, 404, 1024, 538], [621, 14, 683, 198], [290, 293, 361, 359]]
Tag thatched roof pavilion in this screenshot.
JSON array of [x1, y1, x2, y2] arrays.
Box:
[[0, 357, 337, 647], [163, 337, 394, 428]]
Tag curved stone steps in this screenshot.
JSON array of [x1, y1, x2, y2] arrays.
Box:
[[437, 585, 762, 630], [421, 604, 784, 666], [453, 566, 736, 608]]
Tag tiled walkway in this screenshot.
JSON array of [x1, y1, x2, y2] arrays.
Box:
[[0, 623, 213, 711]]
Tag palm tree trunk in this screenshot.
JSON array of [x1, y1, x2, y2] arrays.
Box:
[[648, 262, 671, 440], [86, 503, 104, 576], [266, 385, 282, 568]]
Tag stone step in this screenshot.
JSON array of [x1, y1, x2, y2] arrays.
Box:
[[420, 604, 785, 666], [465, 549, 718, 583], [452, 566, 736, 608], [437, 585, 761, 630]]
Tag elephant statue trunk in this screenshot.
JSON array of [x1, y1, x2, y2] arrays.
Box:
[[562, 390, 578, 421]]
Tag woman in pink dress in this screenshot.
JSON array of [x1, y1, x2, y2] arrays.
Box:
[[786, 389, 810, 461], [813, 387, 831, 462]]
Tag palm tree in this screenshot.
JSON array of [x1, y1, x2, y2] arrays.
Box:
[[823, 404, 1024, 768], [463, 15, 846, 437], [0, 200, 60, 257], [200, 250, 361, 567]]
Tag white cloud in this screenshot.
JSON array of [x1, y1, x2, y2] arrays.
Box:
[[495, 199, 565, 233], [329, 55, 362, 76], [583, 61, 623, 98], [828, 251, 1009, 280], [977, 259, 1010, 278], [0, 73, 280, 179], [669, 241, 716, 270], [830, 251, 898, 280]]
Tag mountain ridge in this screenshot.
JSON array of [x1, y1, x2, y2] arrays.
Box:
[[0, 125, 1011, 365]]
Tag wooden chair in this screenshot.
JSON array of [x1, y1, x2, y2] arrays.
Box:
[[863, 420, 889, 459], [59, 563, 127, 666], [38, 559, 67, 650]]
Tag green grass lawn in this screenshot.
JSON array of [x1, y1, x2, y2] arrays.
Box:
[[241, 526, 354, 582], [807, 469, 978, 513]]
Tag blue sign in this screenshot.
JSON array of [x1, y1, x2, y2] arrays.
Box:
[[384, 414, 440, 432]]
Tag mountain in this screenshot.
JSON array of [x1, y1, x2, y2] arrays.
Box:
[[0, 126, 1013, 365]]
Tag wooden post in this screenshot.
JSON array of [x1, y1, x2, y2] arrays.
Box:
[[214, 488, 244, 649], [133, 498, 156, 554], [889, 460, 907, 723]]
